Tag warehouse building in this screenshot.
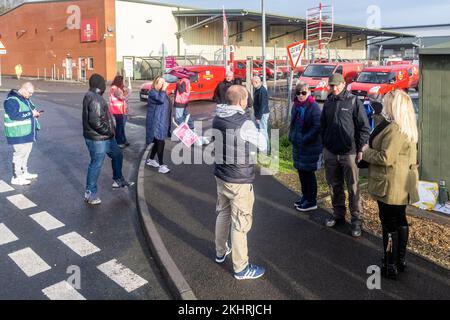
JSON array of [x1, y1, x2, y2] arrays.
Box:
[[0, 0, 409, 80]]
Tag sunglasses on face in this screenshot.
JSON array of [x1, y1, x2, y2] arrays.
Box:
[[296, 91, 308, 96]]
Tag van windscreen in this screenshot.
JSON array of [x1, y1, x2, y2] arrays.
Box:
[[356, 72, 394, 84], [302, 65, 335, 77]]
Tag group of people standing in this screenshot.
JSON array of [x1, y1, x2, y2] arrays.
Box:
[[287, 72, 418, 280], [212, 72, 419, 282], [2, 69, 419, 282]]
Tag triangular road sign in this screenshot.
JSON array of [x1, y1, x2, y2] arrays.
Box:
[[287, 40, 306, 69]]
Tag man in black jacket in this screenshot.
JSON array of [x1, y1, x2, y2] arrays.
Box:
[[83, 74, 134, 205], [321, 73, 370, 237], [251, 76, 270, 146], [213, 71, 253, 109]]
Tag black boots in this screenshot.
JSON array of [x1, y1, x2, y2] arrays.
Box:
[[397, 226, 409, 272], [381, 228, 399, 280]]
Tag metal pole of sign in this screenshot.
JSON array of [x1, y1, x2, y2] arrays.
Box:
[[162, 43, 166, 73], [261, 0, 267, 88], [287, 69, 294, 123], [273, 44, 277, 92]]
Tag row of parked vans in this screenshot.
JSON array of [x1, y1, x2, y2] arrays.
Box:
[[139, 60, 419, 103], [299, 61, 419, 101]]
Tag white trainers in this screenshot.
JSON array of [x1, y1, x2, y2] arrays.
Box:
[[22, 172, 38, 180], [11, 176, 32, 186], [146, 159, 160, 168], [158, 165, 170, 174]]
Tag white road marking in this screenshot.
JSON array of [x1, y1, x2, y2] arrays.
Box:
[[42, 281, 86, 300], [30, 211, 65, 231], [0, 223, 19, 245], [8, 247, 51, 277], [0, 180, 14, 193], [57, 232, 101, 257], [6, 194, 37, 210], [97, 259, 148, 293]]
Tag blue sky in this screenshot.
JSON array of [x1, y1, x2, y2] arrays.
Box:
[[146, 0, 450, 28]]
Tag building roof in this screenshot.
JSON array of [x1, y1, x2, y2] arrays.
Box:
[[370, 36, 450, 48], [383, 24, 450, 30], [173, 9, 414, 39], [420, 41, 450, 55]]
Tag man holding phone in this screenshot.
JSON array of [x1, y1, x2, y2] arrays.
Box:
[[3, 82, 41, 186]]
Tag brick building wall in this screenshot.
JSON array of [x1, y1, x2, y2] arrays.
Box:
[[0, 0, 117, 81]]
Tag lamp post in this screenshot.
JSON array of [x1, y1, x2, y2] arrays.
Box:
[[261, 0, 267, 88]]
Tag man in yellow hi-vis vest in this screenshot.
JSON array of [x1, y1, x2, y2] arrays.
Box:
[[3, 82, 41, 186]]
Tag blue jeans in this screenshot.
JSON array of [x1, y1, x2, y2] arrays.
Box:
[[85, 138, 123, 196], [113, 114, 128, 145], [256, 113, 270, 151], [175, 107, 194, 130]]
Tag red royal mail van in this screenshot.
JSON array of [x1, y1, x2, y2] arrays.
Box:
[[140, 65, 226, 102], [347, 65, 410, 100], [299, 62, 364, 101]]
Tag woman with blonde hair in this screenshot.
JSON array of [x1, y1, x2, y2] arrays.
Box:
[[362, 89, 419, 280], [145, 75, 172, 174]]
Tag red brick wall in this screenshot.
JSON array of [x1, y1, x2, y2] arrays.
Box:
[[0, 0, 117, 81]]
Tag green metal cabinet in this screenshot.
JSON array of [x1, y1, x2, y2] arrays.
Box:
[[419, 43, 450, 186]]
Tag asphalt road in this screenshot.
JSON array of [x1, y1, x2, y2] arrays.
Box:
[[142, 114, 450, 300], [0, 86, 171, 300]]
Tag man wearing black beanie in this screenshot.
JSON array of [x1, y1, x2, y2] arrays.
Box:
[[82, 73, 134, 205]]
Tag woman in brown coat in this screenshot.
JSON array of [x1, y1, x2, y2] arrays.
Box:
[[362, 90, 419, 280]]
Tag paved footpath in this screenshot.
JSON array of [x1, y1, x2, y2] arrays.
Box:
[[142, 138, 450, 300], [0, 84, 171, 300]]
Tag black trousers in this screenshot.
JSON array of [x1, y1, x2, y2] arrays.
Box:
[[298, 169, 318, 203], [149, 138, 165, 165], [377, 201, 408, 232], [113, 114, 127, 145]]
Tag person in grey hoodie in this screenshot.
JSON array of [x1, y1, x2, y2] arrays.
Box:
[[212, 85, 267, 280]]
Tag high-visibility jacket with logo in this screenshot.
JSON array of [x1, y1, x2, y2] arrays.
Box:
[[109, 86, 128, 115], [4, 95, 40, 144], [174, 78, 191, 105]]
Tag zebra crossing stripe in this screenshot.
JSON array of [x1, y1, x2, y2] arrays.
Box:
[[30, 211, 65, 231], [97, 259, 148, 293], [57, 232, 101, 257], [0, 180, 14, 193], [42, 281, 86, 300], [8, 247, 51, 277], [6, 194, 37, 210], [0, 223, 19, 245]]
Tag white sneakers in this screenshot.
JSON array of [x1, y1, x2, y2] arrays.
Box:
[[146, 159, 170, 174], [194, 136, 211, 146], [11, 176, 31, 186], [158, 165, 170, 174], [146, 159, 160, 168], [22, 172, 38, 180], [10, 171, 38, 186]]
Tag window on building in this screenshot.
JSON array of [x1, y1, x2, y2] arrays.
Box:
[[88, 57, 94, 70]]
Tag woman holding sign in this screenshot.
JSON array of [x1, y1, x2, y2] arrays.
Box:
[[145, 75, 172, 174]]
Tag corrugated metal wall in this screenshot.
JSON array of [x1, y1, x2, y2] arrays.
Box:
[[419, 54, 450, 185]]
